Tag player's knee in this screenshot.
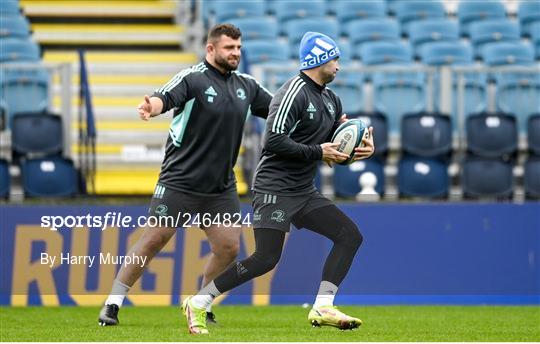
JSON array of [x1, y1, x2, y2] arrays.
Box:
[[253, 251, 280, 274], [339, 221, 363, 251], [213, 242, 240, 262]]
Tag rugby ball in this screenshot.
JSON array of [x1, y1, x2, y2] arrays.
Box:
[[331, 119, 369, 165]]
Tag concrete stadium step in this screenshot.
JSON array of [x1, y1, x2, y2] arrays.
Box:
[[20, 0, 177, 19], [32, 23, 184, 46]]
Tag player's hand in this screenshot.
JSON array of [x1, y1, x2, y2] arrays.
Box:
[[352, 127, 375, 161], [339, 114, 348, 124], [321, 142, 349, 167], [137, 95, 153, 121]]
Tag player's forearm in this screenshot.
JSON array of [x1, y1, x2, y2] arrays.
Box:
[[265, 132, 322, 160]]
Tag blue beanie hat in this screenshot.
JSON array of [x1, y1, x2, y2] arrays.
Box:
[[299, 31, 340, 70]]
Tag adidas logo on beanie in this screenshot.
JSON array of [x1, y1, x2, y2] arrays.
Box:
[[299, 31, 340, 70]]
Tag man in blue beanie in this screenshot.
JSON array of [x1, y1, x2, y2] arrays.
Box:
[[183, 32, 374, 334]]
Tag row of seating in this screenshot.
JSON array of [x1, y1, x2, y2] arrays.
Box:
[[1, 5, 50, 129], [203, 0, 540, 37], [330, 155, 540, 200]]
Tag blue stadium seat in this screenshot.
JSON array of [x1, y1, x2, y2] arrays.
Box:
[[457, 1, 507, 36], [482, 42, 539, 131], [344, 19, 400, 48], [421, 41, 486, 119], [466, 112, 517, 158], [0, 0, 21, 15], [334, 159, 385, 197], [229, 17, 278, 41], [395, 0, 447, 36], [0, 15, 30, 38], [0, 159, 9, 198], [420, 41, 473, 65], [359, 42, 424, 132], [22, 157, 78, 197], [518, 1, 540, 37], [470, 20, 521, 57], [350, 112, 389, 158], [481, 41, 535, 65], [0, 68, 50, 126], [531, 22, 540, 59], [528, 114, 540, 156], [462, 157, 513, 199], [359, 41, 413, 65], [524, 157, 540, 199], [329, 82, 363, 114], [11, 112, 63, 158], [335, 0, 386, 25], [0, 38, 40, 62], [242, 40, 289, 65], [213, 0, 265, 22], [398, 156, 449, 198], [337, 40, 352, 64], [409, 19, 460, 55], [285, 18, 339, 58], [275, 0, 325, 24], [401, 112, 452, 158]]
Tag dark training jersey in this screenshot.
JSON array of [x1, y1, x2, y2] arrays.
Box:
[[253, 72, 342, 195], [152, 60, 272, 195]]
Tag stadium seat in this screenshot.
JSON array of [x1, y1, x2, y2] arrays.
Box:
[[420, 41, 486, 120], [518, 1, 540, 37], [462, 157, 513, 199], [401, 112, 452, 158], [470, 20, 521, 57], [0, 68, 50, 126], [528, 114, 540, 156], [0, 159, 9, 198], [285, 18, 339, 58], [395, 0, 447, 36], [0, 15, 30, 38], [11, 112, 63, 158], [466, 112, 517, 159], [334, 159, 385, 197], [524, 157, 540, 199], [212, 0, 265, 22], [349, 112, 389, 158], [242, 40, 289, 65], [481, 41, 535, 65], [21, 157, 78, 197], [344, 19, 400, 48], [0, 38, 40, 62], [336, 40, 352, 64], [531, 22, 540, 59], [274, 0, 325, 24], [359, 41, 413, 65], [482, 42, 539, 131], [420, 41, 473, 65], [397, 156, 449, 198], [409, 19, 460, 55], [457, 1, 507, 36], [0, 0, 21, 15], [329, 83, 363, 115], [335, 0, 387, 25], [229, 17, 278, 41]]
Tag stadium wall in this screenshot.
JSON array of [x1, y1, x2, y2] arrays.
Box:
[[1, 203, 538, 306]]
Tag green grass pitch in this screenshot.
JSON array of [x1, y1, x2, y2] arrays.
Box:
[[1, 305, 539, 341]]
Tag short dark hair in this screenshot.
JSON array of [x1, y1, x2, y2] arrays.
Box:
[[207, 23, 242, 44]]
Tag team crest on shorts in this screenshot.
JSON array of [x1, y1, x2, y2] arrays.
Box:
[[271, 210, 285, 222], [155, 204, 168, 216]]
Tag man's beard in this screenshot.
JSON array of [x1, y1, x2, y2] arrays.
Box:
[[323, 72, 336, 84], [215, 54, 239, 71]]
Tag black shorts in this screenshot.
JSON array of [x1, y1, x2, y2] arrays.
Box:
[[148, 183, 241, 229], [252, 190, 334, 232]]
